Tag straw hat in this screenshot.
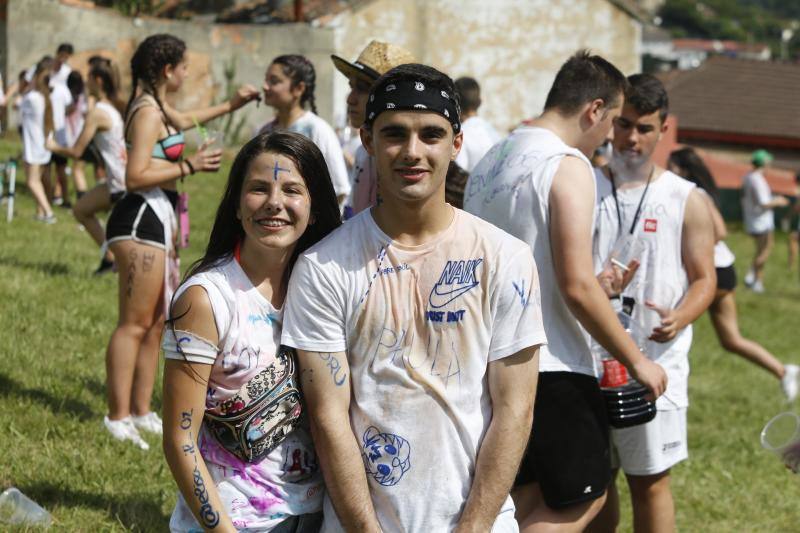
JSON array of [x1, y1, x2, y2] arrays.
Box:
[[331, 40, 416, 83]]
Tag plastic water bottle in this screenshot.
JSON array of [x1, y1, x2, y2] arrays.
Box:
[[0, 487, 52, 527], [599, 297, 657, 429]]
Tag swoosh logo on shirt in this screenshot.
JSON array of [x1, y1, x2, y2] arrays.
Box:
[[429, 281, 479, 308]]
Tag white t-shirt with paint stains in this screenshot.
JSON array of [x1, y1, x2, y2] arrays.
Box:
[[163, 258, 323, 531], [282, 208, 547, 533]]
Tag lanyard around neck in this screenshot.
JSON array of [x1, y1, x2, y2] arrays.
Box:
[[609, 165, 655, 235]]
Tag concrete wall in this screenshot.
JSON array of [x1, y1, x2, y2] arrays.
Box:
[[0, 0, 7, 91], [329, 0, 642, 133], [5, 0, 336, 138]]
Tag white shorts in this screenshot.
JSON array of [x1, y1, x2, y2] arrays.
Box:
[[610, 408, 687, 476]]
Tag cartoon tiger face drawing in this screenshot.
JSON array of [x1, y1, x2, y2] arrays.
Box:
[[361, 426, 411, 487]]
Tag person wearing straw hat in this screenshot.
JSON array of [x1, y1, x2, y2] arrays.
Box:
[[331, 40, 415, 216], [741, 149, 789, 293]]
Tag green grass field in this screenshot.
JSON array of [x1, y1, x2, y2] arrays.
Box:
[[1, 135, 799, 531]]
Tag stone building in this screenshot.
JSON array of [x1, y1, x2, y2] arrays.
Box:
[[2, 0, 646, 137], [1, 0, 336, 137], [325, 0, 647, 132]]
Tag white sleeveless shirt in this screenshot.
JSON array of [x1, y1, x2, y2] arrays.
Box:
[[93, 101, 127, 195], [714, 241, 735, 268], [593, 168, 695, 409], [465, 126, 597, 376]]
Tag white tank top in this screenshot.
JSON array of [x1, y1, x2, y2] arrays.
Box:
[[465, 126, 597, 376], [93, 101, 127, 195], [714, 241, 735, 268], [593, 168, 695, 409]]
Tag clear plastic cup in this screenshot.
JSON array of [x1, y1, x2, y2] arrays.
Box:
[[202, 129, 222, 150], [607, 233, 646, 272], [0, 487, 52, 526], [761, 412, 800, 473]]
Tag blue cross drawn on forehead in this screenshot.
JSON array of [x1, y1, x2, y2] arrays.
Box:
[[272, 160, 291, 181]]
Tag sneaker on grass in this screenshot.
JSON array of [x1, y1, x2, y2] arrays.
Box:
[[93, 258, 115, 276], [104, 415, 150, 450], [782, 364, 800, 403], [132, 412, 163, 435], [34, 213, 57, 224]]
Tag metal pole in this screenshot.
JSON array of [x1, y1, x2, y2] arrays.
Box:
[[7, 160, 16, 222]]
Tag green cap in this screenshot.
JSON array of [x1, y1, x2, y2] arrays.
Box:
[[751, 149, 773, 168]]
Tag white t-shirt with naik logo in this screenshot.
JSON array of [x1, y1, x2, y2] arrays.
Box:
[[282, 208, 546, 533]]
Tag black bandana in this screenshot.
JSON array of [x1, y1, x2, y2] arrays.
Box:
[[365, 80, 461, 132]]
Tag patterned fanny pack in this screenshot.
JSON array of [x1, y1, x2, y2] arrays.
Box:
[[204, 346, 302, 463]]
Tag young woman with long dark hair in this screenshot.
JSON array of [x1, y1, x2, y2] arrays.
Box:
[[162, 131, 341, 531], [259, 54, 351, 208], [668, 147, 799, 400], [48, 63, 124, 274], [102, 33, 259, 449]]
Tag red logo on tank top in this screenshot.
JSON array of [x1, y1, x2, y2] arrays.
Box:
[[644, 219, 658, 232]]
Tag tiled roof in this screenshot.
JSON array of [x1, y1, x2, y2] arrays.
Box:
[[216, 0, 644, 24], [652, 117, 795, 195], [661, 56, 800, 143], [672, 39, 770, 54], [215, 0, 367, 23]]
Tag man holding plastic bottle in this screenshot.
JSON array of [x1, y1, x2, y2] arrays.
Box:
[[589, 74, 716, 533], [465, 51, 667, 532]]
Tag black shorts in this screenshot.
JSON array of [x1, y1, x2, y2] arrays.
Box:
[[515, 371, 610, 509], [716, 265, 737, 291], [51, 153, 68, 166], [106, 190, 178, 246], [80, 143, 101, 165]]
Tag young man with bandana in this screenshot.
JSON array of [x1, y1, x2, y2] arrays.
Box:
[[589, 74, 715, 533], [282, 64, 546, 532], [464, 52, 668, 532], [330, 40, 415, 215]]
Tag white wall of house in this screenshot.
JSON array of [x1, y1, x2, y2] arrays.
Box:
[[326, 0, 643, 133]]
